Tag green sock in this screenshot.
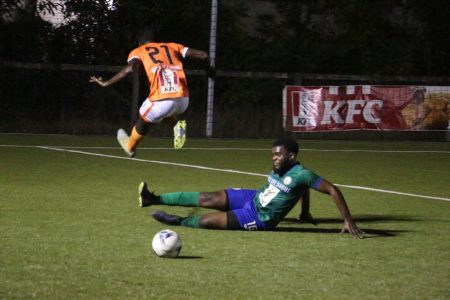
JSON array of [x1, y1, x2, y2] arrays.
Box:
[[180, 216, 200, 228], [159, 192, 199, 207]]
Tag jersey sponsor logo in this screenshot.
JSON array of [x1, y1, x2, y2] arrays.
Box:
[[151, 64, 182, 74], [258, 184, 280, 207], [158, 66, 179, 93], [268, 176, 291, 193], [283, 176, 292, 185]]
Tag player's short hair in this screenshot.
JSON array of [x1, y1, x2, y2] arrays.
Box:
[[137, 27, 155, 45], [273, 137, 299, 156]]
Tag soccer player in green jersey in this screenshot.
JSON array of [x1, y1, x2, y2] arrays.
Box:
[[139, 137, 364, 238]]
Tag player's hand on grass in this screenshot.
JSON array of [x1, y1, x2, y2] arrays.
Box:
[[340, 219, 365, 239], [90, 76, 107, 87], [298, 212, 317, 226]]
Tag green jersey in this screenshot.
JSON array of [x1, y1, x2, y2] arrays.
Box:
[[252, 163, 322, 227]]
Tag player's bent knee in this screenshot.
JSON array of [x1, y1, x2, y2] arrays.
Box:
[[135, 118, 150, 135], [198, 191, 227, 210], [199, 214, 227, 229]]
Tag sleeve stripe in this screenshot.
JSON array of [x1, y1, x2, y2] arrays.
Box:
[[312, 177, 323, 189], [127, 56, 140, 63], [181, 47, 189, 58]]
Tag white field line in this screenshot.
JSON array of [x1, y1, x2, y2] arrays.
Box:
[[35, 146, 450, 202], [0, 144, 449, 154], [37, 146, 266, 177], [337, 185, 450, 202]]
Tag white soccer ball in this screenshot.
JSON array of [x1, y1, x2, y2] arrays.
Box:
[[152, 229, 182, 258]]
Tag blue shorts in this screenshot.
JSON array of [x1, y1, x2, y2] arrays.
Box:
[[226, 188, 268, 231]]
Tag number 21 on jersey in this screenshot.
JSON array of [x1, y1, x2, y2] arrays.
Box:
[[145, 45, 174, 64]]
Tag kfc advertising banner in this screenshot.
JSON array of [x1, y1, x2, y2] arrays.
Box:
[[283, 85, 450, 131]]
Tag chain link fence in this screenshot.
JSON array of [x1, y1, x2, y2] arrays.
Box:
[[1, 62, 448, 140]]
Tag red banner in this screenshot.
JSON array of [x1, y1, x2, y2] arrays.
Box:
[[283, 85, 450, 131]]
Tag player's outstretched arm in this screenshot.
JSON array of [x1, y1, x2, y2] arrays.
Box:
[[315, 179, 364, 239], [185, 48, 208, 60], [90, 59, 139, 87], [185, 48, 215, 78]]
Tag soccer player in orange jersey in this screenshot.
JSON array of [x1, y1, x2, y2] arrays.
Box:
[[90, 28, 211, 156]]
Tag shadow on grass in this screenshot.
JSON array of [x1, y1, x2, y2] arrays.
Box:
[[276, 215, 415, 238], [273, 227, 408, 238], [282, 214, 421, 225]]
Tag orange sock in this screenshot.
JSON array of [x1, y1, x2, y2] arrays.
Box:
[[128, 126, 144, 152]]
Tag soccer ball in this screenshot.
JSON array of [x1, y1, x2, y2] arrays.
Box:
[[152, 229, 182, 258]]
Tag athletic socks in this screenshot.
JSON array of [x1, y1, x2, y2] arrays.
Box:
[[128, 126, 144, 152], [152, 191, 201, 228], [180, 216, 201, 228], [160, 192, 199, 207]]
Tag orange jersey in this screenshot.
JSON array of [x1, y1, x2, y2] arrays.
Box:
[[127, 42, 189, 101]]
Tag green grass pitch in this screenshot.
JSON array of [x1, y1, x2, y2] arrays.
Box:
[[1, 134, 449, 299]]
